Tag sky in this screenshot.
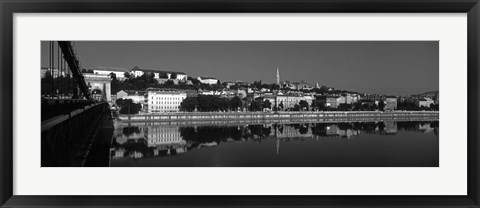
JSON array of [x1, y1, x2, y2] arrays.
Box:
[[41, 41, 438, 96]]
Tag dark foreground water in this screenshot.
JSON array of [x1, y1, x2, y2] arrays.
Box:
[[110, 121, 439, 167]]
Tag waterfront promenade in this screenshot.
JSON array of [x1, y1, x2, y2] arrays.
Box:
[[118, 111, 439, 123]]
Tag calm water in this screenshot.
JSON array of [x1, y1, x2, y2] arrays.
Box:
[[110, 121, 439, 167]]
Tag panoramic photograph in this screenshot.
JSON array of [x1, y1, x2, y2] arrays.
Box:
[[41, 41, 439, 167]]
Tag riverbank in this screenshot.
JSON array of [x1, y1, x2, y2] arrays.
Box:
[[118, 111, 439, 123]]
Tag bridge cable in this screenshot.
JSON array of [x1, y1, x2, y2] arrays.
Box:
[[57, 42, 59, 98], [49, 41, 54, 98], [48, 41, 51, 98], [61, 50, 64, 98]]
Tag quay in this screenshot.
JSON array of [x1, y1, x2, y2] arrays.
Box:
[[118, 111, 439, 123]]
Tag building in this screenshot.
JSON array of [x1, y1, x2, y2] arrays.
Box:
[[130, 66, 188, 81], [197, 76, 219, 85], [360, 99, 376, 108], [263, 95, 313, 110], [41, 67, 67, 78], [225, 82, 236, 89], [84, 73, 112, 102], [124, 95, 146, 104], [323, 94, 361, 108], [345, 94, 360, 104], [336, 96, 346, 105], [147, 91, 187, 113], [297, 80, 313, 90], [93, 69, 126, 79], [326, 96, 339, 108], [416, 98, 435, 108], [385, 96, 398, 111], [116, 90, 128, 100]]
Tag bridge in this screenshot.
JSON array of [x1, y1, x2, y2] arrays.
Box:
[[41, 41, 112, 167]]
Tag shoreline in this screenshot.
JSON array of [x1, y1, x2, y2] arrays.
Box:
[[118, 111, 439, 123]]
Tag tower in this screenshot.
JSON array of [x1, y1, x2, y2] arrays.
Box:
[[276, 67, 280, 85]]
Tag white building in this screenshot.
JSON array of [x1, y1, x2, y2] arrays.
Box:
[[147, 91, 187, 113], [116, 90, 128, 99], [197, 76, 219, 85], [416, 98, 435, 108], [41, 67, 67, 78], [124, 95, 146, 104], [93, 69, 126, 79], [130, 66, 188, 81], [263, 95, 313, 110]]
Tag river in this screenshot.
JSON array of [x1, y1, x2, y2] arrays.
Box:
[[109, 119, 439, 167]]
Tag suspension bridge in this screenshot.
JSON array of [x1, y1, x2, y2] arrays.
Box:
[[41, 41, 113, 167]]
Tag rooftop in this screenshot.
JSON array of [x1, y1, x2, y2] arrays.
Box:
[[131, 66, 186, 75], [147, 90, 187, 95], [198, 76, 218, 80]]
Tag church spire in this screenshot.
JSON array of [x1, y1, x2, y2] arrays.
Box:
[[276, 67, 280, 85]]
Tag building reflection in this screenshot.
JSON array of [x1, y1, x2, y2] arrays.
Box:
[[110, 121, 439, 160]]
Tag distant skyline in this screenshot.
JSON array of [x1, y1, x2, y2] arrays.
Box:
[[41, 41, 439, 96]]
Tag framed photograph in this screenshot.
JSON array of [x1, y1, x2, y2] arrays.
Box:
[[1, 0, 479, 207]]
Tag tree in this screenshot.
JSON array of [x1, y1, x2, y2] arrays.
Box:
[[252, 80, 262, 89], [193, 95, 229, 112], [293, 104, 301, 111], [124, 72, 132, 79], [109, 72, 117, 80], [110, 78, 122, 94], [430, 103, 439, 111], [263, 99, 272, 110], [249, 99, 263, 111], [80, 68, 93, 73], [180, 97, 199, 112], [188, 77, 201, 86], [338, 103, 352, 111], [397, 101, 419, 111], [299, 100, 309, 111], [353, 102, 363, 111], [165, 80, 175, 86], [320, 85, 330, 92], [378, 101, 385, 111], [122, 127, 141, 136], [116, 99, 142, 114], [170, 73, 177, 79], [41, 71, 53, 96], [159, 73, 168, 79], [362, 103, 371, 111], [229, 96, 243, 111], [278, 101, 284, 111]]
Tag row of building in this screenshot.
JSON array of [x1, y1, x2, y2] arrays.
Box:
[[81, 67, 438, 113], [91, 66, 220, 85], [114, 87, 439, 113]]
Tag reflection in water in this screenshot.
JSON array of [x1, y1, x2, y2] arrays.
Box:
[[110, 121, 439, 167]]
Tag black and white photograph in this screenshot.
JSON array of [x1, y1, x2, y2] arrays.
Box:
[[41, 41, 439, 167]]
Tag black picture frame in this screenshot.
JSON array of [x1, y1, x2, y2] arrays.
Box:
[[1, 0, 479, 207]]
